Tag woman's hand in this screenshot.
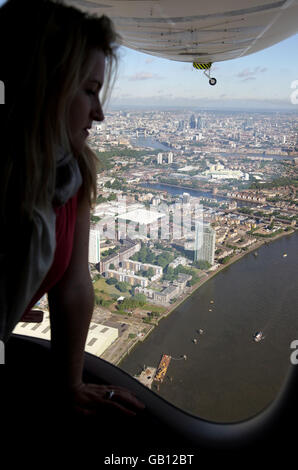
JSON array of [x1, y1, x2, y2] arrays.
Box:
[[66, 382, 146, 418]]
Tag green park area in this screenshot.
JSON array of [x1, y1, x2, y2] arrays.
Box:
[[92, 242, 204, 319], [93, 277, 166, 319]]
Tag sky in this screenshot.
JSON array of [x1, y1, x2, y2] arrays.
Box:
[[111, 34, 298, 110], [1, 0, 297, 111]]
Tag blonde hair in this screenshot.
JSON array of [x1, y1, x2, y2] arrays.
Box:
[[0, 0, 119, 225]]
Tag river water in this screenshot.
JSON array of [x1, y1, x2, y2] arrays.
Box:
[[133, 136, 290, 160], [119, 231, 298, 423], [142, 182, 264, 207]]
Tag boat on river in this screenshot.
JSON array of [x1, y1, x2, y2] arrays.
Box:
[[154, 354, 171, 382]]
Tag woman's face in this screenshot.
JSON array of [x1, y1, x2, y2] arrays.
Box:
[[68, 49, 105, 154]]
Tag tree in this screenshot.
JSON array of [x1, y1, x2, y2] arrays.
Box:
[[116, 281, 130, 292], [194, 259, 211, 270], [133, 293, 147, 306], [138, 247, 148, 263], [146, 267, 155, 279], [156, 252, 174, 268], [145, 252, 156, 264], [221, 256, 232, 265], [166, 266, 174, 275], [91, 215, 101, 223]]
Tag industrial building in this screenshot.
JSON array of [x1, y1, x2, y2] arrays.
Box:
[[13, 313, 118, 357]]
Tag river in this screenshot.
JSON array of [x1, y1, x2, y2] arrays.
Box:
[[141, 182, 259, 207], [119, 231, 298, 423], [132, 136, 290, 160]]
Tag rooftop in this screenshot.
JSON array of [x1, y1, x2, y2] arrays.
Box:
[[117, 208, 166, 225]]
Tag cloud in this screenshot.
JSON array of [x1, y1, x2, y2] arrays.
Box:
[[237, 66, 268, 80], [127, 72, 164, 81]]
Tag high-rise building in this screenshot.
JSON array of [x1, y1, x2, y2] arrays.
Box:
[[182, 192, 190, 203], [194, 223, 216, 265], [178, 120, 185, 131], [167, 152, 173, 164], [89, 229, 101, 264], [189, 114, 196, 129], [197, 116, 203, 129], [157, 152, 163, 164]]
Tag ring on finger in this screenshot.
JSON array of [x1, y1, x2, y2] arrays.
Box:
[[106, 390, 115, 400]]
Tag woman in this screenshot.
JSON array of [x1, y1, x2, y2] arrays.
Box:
[[0, 0, 144, 419]]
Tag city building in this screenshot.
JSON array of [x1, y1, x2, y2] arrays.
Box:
[[121, 260, 163, 280], [169, 256, 189, 269], [135, 273, 192, 304], [105, 269, 149, 287], [89, 229, 101, 264], [99, 239, 141, 273], [202, 166, 244, 180], [167, 152, 173, 164], [157, 152, 173, 164], [197, 116, 203, 129], [194, 223, 216, 265], [189, 114, 196, 129], [13, 315, 118, 357], [178, 120, 185, 131], [227, 192, 266, 203], [117, 208, 166, 240], [182, 192, 190, 203]]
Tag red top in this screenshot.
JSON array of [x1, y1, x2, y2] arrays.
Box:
[[21, 191, 79, 317]]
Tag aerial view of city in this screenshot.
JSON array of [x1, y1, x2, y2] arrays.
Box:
[[3, 0, 298, 462], [85, 107, 298, 359], [9, 7, 297, 420], [15, 106, 298, 420]]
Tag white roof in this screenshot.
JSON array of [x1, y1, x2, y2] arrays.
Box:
[[117, 208, 165, 225], [13, 314, 118, 357]]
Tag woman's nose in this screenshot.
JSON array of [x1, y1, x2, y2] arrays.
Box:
[[93, 100, 104, 122]]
